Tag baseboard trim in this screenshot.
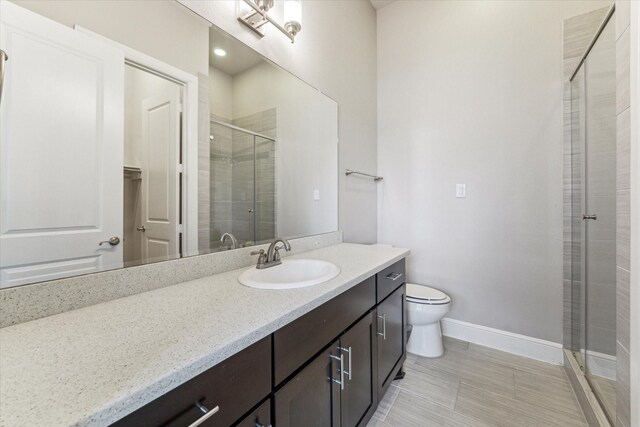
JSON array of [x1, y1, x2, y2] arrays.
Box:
[[584, 349, 617, 381], [440, 318, 564, 365]]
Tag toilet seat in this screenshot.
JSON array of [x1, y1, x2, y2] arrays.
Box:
[[406, 283, 451, 305]]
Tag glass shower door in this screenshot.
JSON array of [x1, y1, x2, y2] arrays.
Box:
[[209, 120, 276, 250], [570, 13, 617, 422]]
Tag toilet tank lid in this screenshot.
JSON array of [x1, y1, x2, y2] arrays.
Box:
[[406, 283, 449, 301]]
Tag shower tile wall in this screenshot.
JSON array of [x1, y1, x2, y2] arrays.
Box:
[[198, 73, 211, 253], [209, 109, 276, 247], [231, 109, 276, 244], [210, 118, 233, 244], [585, 20, 617, 359], [614, 0, 631, 425]]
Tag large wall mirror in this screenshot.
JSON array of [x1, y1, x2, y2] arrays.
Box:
[[0, 0, 338, 288]]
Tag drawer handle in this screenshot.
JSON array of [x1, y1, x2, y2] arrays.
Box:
[[188, 402, 219, 427], [338, 346, 352, 381], [385, 272, 403, 281], [329, 353, 345, 390], [377, 314, 386, 340]]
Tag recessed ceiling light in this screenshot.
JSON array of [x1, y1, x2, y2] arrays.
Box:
[[213, 48, 226, 57]]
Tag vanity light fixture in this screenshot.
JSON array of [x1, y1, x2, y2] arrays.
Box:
[[237, 0, 302, 43], [213, 47, 227, 57]]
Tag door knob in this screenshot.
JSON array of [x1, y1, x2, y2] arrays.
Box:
[[98, 237, 120, 246], [136, 226, 146, 232]]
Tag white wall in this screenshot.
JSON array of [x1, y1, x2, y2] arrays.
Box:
[[209, 66, 233, 120], [180, 0, 378, 244], [11, 0, 209, 76], [232, 62, 338, 238], [377, 0, 611, 343]]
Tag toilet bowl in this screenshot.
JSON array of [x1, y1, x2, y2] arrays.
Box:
[[406, 283, 451, 358]]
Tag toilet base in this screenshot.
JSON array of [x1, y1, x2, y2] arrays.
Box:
[[406, 321, 444, 358]]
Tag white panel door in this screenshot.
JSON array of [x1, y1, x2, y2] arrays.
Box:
[[140, 92, 180, 263], [0, 2, 124, 287]]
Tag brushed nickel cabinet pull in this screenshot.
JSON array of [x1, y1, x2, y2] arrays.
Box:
[[377, 314, 387, 340], [385, 272, 403, 281], [338, 346, 352, 381], [188, 402, 219, 427], [329, 353, 345, 390]]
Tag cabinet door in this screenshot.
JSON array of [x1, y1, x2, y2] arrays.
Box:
[[376, 285, 405, 397], [340, 312, 375, 427], [235, 399, 271, 427], [275, 341, 341, 427]]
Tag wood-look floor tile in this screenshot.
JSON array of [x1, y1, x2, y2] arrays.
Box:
[[442, 336, 470, 353], [372, 383, 400, 421], [393, 363, 460, 409], [366, 415, 393, 427], [589, 374, 616, 420], [413, 344, 516, 397], [385, 389, 493, 427], [467, 343, 565, 379], [455, 382, 587, 427], [514, 369, 586, 420]]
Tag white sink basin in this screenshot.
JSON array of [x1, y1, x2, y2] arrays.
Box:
[[238, 259, 340, 290]]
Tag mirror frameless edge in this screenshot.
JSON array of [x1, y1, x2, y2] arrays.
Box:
[[0, 0, 338, 289]]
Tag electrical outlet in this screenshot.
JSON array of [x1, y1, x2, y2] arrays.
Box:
[[456, 184, 466, 198]]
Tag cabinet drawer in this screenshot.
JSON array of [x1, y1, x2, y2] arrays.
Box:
[[376, 259, 405, 303], [273, 277, 375, 385], [112, 336, 271, 427]]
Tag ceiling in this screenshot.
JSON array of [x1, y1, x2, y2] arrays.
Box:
[[209, 27, 265, 76], [369, 0, 397, 10]]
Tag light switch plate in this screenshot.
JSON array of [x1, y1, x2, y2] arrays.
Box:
[[313, 189, 320, 200], [456, 184, 466, 198]]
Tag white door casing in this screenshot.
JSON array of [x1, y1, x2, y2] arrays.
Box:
[[0, 2, 124, 287], [140, 92, 181, 263], [76, 26, 200, 261]]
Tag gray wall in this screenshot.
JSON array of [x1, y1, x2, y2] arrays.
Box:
[[180, 0, 379, 244], [377, 0, 610, 343]]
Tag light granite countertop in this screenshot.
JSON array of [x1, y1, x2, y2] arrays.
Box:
[[0, 243, 409, 427]]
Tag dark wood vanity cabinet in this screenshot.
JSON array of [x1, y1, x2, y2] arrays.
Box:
[[376, 284, 406, 398], [339, 312, 376, 427], [275, 341, 342, 427], [112, 336, 271, 427], [111, 258, 406, 427], [235, 399, 271, 427]]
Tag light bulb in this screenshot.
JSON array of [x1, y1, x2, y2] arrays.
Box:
[[284, 0, 302, 37]]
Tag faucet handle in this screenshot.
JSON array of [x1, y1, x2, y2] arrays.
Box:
[[272, 245, 288, 261], [251, 249, 267, 268]]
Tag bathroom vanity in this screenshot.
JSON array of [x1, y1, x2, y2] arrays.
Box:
[[115, 259, 406, 427], [0, 244, 408, 426]]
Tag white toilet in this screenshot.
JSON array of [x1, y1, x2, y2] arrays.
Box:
[[406, 283, 451, 358]]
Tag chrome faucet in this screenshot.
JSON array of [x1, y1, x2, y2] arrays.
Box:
[[220, 232, 238, 249], [250, 238, 291, 269]]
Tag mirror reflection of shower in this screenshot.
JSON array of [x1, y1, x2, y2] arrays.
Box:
[[209, 114, 276, 251]]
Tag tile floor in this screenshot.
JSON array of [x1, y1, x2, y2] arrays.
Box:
[[368, 337, 587, 427]]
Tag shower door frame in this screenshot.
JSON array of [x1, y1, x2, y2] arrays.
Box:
[[210, 118, 276, 245]]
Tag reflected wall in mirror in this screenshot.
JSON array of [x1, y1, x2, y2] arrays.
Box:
[[0, 0, 338, 288]]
